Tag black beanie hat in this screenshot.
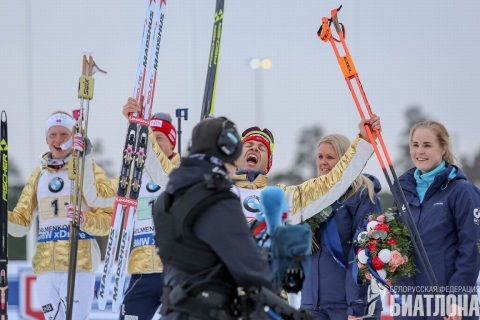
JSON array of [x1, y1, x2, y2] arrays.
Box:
[[188, 117, 243, 164]]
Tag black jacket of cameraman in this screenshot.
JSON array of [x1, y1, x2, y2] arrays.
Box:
[[154, 117, 275, 320]]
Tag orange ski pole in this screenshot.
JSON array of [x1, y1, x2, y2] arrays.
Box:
[[318, 5, 439, 292]]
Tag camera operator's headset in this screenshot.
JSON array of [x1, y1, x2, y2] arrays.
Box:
[[187, 117, 243, 163], [217, 118, 243, 161]]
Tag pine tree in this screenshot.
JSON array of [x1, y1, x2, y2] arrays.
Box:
[[269, 124, 324, 185]]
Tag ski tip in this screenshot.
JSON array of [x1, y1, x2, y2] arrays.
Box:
[[1, 111, 6, 123]]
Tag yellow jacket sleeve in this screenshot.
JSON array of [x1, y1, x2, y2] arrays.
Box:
[[278, 135, 374, 225], [81, 206, 113, 236], [8, 167, 41, 237], [81, 156, 116, 208]]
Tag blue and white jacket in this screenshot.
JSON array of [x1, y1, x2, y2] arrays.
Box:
[[393, 163, 480, 295]]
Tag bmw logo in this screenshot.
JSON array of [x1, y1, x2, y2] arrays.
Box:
[[48, 177, 64, 193], [243, 195, 261, 213], [146, 181, 160, 193]]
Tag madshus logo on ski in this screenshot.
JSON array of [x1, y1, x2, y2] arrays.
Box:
[[48, 177, 64, 193], [243, 195, 260, 213], [146, 181, 160, 193]]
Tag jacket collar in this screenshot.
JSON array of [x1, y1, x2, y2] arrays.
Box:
[[233, 170, 268, 189], [39, 152, 71, 172], [398, 163, 464, 204]]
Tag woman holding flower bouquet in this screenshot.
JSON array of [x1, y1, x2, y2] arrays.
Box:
[[393, 120, 480, 320], [301, 134, 383, 320]]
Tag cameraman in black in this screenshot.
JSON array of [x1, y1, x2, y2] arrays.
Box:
[[153, 117, 275, 320]]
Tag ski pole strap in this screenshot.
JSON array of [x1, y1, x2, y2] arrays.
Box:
[[317, 19, 345, 43], [323, 216, 346, 269], [37, 227, 94, 242], [317, 6, 345, 43]]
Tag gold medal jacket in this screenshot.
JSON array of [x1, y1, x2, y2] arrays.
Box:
[[8, 153, 116, 274], [127, 128, 180, 275], [232, 135, 374, 224]]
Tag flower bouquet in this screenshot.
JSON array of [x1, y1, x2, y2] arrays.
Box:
[[354, 207, 416, 287]]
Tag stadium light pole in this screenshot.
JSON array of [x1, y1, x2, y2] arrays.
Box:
[[249, 59, 272, 129]]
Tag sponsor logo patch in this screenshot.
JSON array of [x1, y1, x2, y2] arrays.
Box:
[[48, 177, 64, 193], [146, 181, 160, 193], [243, 195, 260, 213]]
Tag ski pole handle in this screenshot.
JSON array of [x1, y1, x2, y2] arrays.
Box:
[[331, 5, 343, 34], [73, 133, 85, 152]]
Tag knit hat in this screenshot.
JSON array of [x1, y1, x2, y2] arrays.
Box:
[[189, 117, 242, 164], [241, 127, 274, 174], [45, 112, 74, 136], [150, 113, 177, 148]]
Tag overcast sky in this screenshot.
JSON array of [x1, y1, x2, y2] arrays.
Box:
[[2, 0, 479, 192]]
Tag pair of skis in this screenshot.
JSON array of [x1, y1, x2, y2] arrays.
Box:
[[98, 0, 225, 312], [0, 111, 7, 320], [98, 0, 166, 312], [318, 6, 438, 291]]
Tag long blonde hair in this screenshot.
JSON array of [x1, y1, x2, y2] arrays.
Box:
[[318, 134, 376, 203], [409, 120, 456, 165]]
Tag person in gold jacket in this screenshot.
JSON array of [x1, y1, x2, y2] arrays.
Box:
[[8, 111, 116, 320], [232, 116, 382, 308], [119, 98, 179, 320], [231, 116, 382, 225]]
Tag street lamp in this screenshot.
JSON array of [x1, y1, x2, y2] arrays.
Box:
[[249, 58, 272, 128]]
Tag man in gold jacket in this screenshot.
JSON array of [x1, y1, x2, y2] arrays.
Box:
[[231, 115, 381, 308], [8, 111, 117, 320], [120, 98, 179, 320], [231, 116, 382, 225]]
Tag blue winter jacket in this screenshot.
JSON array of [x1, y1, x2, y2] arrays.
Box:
[[393, 163, 480, 295], [301, 174, 383, 316]]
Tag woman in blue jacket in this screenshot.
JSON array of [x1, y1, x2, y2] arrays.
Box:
[[393, 120, 480, 320], [301, 134, 383, 320]]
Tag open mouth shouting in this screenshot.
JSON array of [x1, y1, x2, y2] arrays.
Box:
[[247, 153, 258, 165], [244, 152, 260, 170]]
